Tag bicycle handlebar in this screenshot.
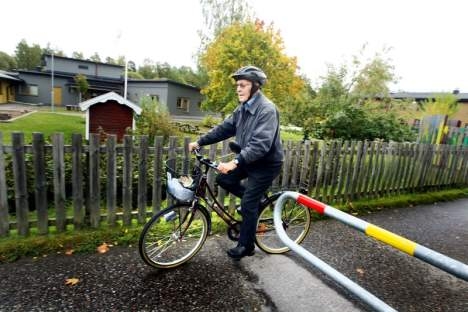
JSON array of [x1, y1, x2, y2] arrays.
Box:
[[192, 149, 218, 170]]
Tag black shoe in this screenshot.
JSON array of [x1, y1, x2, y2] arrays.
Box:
[[227, 244, 255, 260]]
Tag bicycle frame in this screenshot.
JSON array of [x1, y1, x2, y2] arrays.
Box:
[[191, 156, 239, 228]]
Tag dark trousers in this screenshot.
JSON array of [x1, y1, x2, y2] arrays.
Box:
[[216, 162, 282, 248]]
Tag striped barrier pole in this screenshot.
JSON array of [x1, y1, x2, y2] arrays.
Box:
[[274, 191, 397, 312], [274, 192, 468, 312], [293, 192, 468, 282]]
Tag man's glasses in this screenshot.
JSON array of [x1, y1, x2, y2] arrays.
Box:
[[236, 82, 251, 89]]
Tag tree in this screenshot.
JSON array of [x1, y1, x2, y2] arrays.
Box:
[[199, 20, 306, 116], [138, 59, 157, 79], [72, 51, 84, 60], [89, 52, 101, 62], [15, 39, 42, 70], [74, 74, 89, 103], [419, 93, 459, 118], [198, 0, 253, 52], [0, 51, 17, 70]]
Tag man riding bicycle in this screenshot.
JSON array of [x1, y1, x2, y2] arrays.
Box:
[[189, 65, 284, 260]]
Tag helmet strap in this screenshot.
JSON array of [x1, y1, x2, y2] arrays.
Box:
[[247, 82, 260, 102]]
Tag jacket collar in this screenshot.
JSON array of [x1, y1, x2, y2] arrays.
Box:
[[242, 91, 262, 115]]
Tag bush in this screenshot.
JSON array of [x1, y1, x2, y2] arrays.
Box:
[[315, 106, 416, 142], [134, 96, 176, 143], [201, 115, 221, 128]]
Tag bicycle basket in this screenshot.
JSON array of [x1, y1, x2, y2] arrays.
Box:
[[165, 158, 201, 202]]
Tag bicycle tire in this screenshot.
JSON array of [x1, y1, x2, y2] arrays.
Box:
[[139, 203, 210, 269], [255, 195, 311, 254]]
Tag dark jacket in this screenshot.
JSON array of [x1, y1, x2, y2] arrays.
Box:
[[198, 92, 284, 166]]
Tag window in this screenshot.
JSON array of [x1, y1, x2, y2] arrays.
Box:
[[19, 84, 39, 96], [78, 65, 89, 70], [176, 97, 190, 112]]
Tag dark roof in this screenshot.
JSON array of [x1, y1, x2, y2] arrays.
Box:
[[390, 92, 468, 102], [43, 54, 124, 68], [128, 78, 200, 91], [0, 70, 22, 82]]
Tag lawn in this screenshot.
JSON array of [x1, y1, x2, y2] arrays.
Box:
[[0, 111, 85, 144]]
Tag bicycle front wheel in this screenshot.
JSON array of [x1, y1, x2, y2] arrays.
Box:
[[255, 196, 311, 254], [139, 204, 209, 269]]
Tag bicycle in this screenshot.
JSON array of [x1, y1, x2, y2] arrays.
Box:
[[138, 148, 312, 269]]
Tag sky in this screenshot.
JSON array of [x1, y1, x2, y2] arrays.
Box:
[[2, 0, 467, 93]]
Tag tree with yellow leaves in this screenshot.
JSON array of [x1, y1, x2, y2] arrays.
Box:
[[199, 20, 306, 117]]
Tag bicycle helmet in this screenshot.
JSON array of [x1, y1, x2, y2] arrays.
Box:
[[166, 172, 194, 202], [231, 66, 267, 86]]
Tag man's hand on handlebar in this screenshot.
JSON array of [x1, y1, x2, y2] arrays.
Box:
[[188, 141, 200, 152], [217, 160, 237, 174]]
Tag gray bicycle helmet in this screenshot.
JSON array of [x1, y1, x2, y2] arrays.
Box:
[[231, 65, 267, 86]]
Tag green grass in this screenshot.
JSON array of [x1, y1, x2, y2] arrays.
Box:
[[0, 111, 85, 144]]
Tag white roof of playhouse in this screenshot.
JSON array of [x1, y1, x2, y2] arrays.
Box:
[[78, 91, 142, 115]]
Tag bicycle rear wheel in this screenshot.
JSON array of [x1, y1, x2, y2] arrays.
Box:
[[255, 196, 311, 254], [139, 203, 209, 269]]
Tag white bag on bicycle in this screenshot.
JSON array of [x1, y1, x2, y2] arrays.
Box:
[[166, 172, 194, 202]]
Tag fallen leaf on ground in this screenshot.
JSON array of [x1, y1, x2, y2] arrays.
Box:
[[65, 278, 79, 286], [65, 249, 74, 256], [356, 268, 365, 275], [97, 243, 110, 254]]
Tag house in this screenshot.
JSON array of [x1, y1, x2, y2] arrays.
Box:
[[7, 54, 205, 118], [79, 91, 141, 141], [390, 91, 468, 126], [0, 70, 21, 104]]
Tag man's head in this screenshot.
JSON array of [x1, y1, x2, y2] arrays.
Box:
[[231, 66, 267, 103]]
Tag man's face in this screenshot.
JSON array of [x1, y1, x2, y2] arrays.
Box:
[[235, 79, 253, 103]]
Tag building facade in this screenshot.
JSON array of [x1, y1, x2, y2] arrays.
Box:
[[5, 54, 205, 118]]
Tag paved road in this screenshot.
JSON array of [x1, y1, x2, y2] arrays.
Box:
[[0, 199, 467, 311]]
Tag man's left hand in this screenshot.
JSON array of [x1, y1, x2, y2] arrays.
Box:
[[218, 160, 237, 174]]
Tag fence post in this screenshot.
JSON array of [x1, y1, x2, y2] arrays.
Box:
[[89, 133, 101, 228], [12, 132, 29, 236], [307, 141, 319, 196], [0, 132, 8, 236], [52, 133, 66, 232], [72, 133, 84, 229], [33, 133, 48, 234], [152, 136, 163, 214], [137, 135, 148, 224], [122, 135, 133, 226], [106, 135, 117, 226]]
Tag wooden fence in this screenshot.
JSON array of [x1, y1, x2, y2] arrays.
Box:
[[0, 132, 467, 237]]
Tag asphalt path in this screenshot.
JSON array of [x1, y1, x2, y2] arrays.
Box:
[[0, 199, 467, 311]]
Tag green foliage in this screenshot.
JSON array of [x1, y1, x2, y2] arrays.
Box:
[[419, 93, 459, 118], [74, 74, 89, 102], [199, 21, 306, 116], [134, 96, 175, 143], [315, 106, 416, 142], [136, 60, 205, 87], [71, 51, 84, 60], [200, 115, 221, 128], [14, 39, 43, 70], [0, 51, 17, 70], [89, 52, 101, 62]]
